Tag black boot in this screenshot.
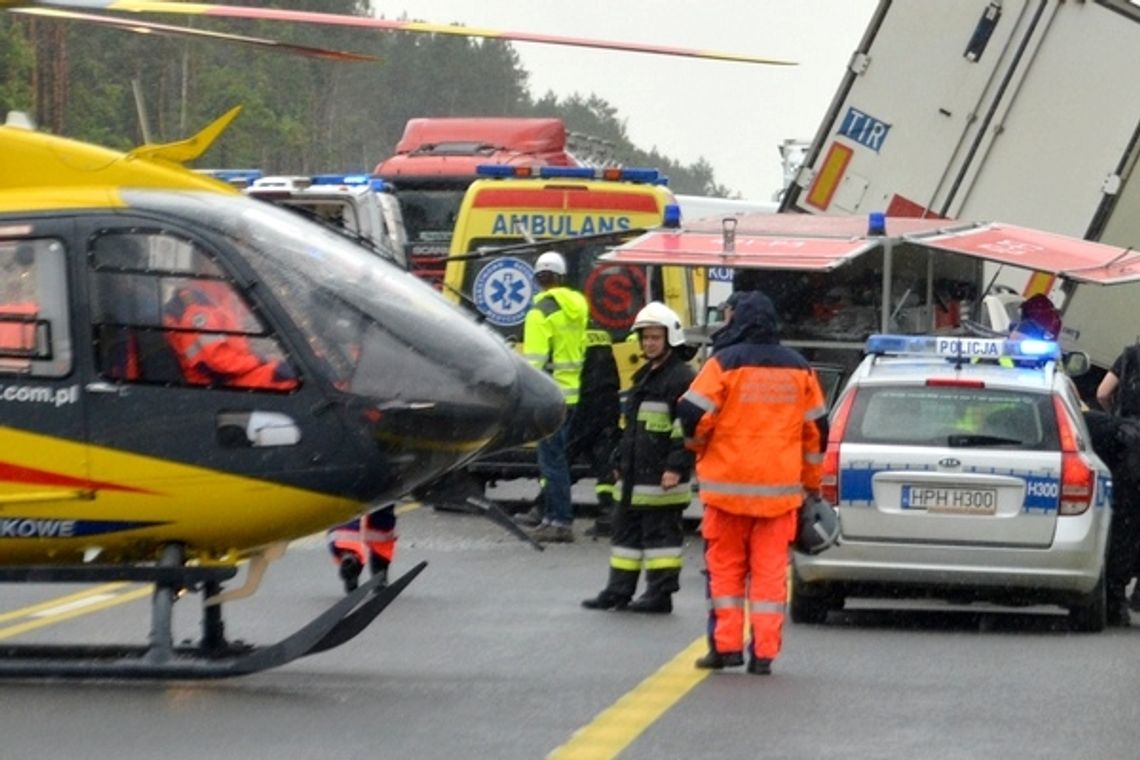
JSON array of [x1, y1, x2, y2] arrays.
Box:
[[695, 651, 744, 670], [581, 591, 629, 610], [338, 553, 363, 594], [747, 657, 773, 676], [583, 568, 638, 610], [626, 594, 672, 614], [637, 566, 680, 613], [369, 555, 390, 588]]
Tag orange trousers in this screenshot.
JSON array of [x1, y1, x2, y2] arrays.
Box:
[[701, 505, 797, 660], [327, 506, 397, 567]]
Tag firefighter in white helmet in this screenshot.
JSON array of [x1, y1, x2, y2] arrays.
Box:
[[582, 301, 695, 613]]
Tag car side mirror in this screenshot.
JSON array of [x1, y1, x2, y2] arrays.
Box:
[[1062, 350, 1090, 377]]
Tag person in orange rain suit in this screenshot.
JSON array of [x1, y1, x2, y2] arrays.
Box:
[[677, 290, 827, 676], [327, 504, 397, 593], [162, 279, 297, 390]]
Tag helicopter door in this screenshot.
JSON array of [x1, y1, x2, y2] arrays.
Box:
[[0, 232, 90, 506], [79, 222, 354, 499]]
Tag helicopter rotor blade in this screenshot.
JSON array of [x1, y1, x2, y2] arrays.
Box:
[[10, 6, 380, 61], [9, 0, 796, 66]]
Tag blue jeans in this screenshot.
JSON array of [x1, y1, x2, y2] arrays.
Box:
[[538, 405, 575, 526]]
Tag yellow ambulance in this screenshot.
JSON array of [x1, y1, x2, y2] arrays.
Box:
[[442, 165, 702, 388]]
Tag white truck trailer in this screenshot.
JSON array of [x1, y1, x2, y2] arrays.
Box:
[[781, 0, 1140, 372]]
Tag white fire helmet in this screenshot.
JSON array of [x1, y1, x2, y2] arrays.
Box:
[[534, 251, 567, 276], [631, 301, 686, 347]]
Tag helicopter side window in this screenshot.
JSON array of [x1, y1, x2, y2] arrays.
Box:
[[88, 231, 297, 391], [0, 238, 71, 377]]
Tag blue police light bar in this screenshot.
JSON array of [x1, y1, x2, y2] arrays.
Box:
[[309, 174, 393, 192], [1014, 338, 1059, 359], [311, 174, 367, 185], [866, 334, 1061, 361]]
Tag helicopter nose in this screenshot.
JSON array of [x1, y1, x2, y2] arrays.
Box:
[[486, 354, 566, 453]]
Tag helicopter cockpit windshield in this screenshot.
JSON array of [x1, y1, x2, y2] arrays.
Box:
[[124, 191, 523, 412]]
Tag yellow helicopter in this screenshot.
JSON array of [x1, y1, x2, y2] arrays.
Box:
[[0, 106, 569, 677], [0, 0, 792, 679]]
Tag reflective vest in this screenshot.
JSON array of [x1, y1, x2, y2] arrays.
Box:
[[522, 286, 588, 405], [616, 351, 696, 509], [679, 342, 826, 518]]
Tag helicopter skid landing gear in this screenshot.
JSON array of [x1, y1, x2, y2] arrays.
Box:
[[0, 549, 427, 679]]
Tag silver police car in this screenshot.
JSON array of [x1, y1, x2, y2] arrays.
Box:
[[792, 335, 1113, 632]]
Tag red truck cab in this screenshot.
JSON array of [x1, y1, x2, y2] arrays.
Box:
[[373, 117, 578, 287]]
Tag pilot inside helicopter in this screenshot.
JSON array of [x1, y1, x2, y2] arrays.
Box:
[[162, 278, 298, 391]]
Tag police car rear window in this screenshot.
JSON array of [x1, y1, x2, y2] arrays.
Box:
[[844, 386, 1059, 450]]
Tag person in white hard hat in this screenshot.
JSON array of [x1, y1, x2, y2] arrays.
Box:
[[516, 251, 588, 543], [582, 301, 695, 613]]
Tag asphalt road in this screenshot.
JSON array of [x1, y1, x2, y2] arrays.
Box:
[[1, 504, 1138, 760]]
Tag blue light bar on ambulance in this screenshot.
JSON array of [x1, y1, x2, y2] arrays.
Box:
[[476, 165, 521, 178], [865, 334, 1061, 362], [475, 164, 667, 185], [310, 174, 392, 192], [612, 167, 662, 184], [537, 166, 596, 179]]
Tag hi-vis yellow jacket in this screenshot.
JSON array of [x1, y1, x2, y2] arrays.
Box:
[[522, 286, 588, 405]]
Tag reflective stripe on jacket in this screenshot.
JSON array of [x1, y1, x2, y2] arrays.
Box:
[[522, 286, 588, 405], [679, 343, 825, 518], [163, 286, 295, 390], [616, 351, 696, 509]]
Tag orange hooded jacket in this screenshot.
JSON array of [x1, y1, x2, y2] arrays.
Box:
[[678, 291, 826, 518]]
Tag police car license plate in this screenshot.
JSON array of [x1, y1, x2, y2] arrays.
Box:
[[901, 485, 998, 515]]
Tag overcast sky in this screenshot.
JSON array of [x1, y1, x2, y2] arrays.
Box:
[[387, 1, 880, 199]]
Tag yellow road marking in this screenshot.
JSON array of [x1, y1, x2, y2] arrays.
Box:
[[550, 571, 791, 759], [30, 594, 120, 617], [548, 637, 710, 760], [0, 584, 152, 641], [395, 501, 422, 516], [0, 582, 130, 624]]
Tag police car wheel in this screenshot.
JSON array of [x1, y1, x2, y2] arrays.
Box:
[[1068, 572, 1107, 633], [790, 571, 836, 625]]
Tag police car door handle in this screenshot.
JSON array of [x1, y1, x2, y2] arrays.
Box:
[[85, 381, 128, 396]]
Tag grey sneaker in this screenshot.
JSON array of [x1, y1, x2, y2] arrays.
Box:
[[531, 523, 574, 543]]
